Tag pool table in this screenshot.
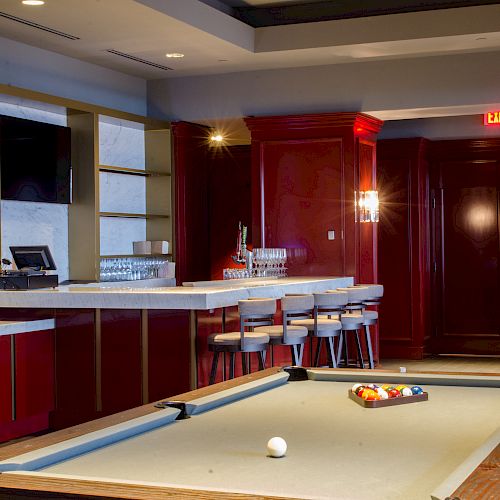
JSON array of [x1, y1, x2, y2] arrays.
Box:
[[0, 367, 498, 500]]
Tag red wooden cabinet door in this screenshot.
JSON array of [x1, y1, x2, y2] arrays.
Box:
[[432, 160, 500, 353], [0, 336, 12, 424], [15, 330, 55, 420], [261, 139, 345, 276]]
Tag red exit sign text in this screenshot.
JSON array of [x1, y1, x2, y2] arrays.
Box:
[[484, 111, 500, 125]]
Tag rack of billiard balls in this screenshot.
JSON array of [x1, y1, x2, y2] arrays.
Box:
[[348, 383, 428, 408]]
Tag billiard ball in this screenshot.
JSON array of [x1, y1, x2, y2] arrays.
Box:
[[395, 385, 407, 392], [355, 386, 366, 396], [362, 389, 380, 401], [352, 383, 364, 393], [267, 437, 287, 458], [387, 389, 401, 398], [376, 388, 389, 399], [411, 386, 424, 395], [367, 383, 379, 389], [381, 384, 392, 391], [401, 387, 413, 397]]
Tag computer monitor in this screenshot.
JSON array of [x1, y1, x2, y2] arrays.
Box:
[[9, 246, 57, 271]]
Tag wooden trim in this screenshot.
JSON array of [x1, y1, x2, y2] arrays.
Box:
[[99, 212, 170, 219], [0, 474, 298, 500], [0, 84, 169, 129], [98, 165, 170, 177], [244, 112, 383, 135]]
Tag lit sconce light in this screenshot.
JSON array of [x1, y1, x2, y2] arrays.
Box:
[[356, 190, 379, 223]]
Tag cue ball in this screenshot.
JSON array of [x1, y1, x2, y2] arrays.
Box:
[[267, 437, 287, 458]]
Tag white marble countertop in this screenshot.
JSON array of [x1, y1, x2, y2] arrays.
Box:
[[0, 276, 353, 310], [0, 319, 56, 337]]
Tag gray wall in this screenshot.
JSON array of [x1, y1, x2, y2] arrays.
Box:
[[0, 37, 147, 115], [148, 50, 500, 142]]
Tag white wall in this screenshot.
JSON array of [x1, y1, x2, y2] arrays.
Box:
[[0, 36, 147, 116]]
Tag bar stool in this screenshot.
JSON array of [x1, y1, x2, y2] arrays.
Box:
[[254, 294, 312, 366], [349, 284, 384, 369], [334, 287, 371, 368], [290, 292, 346, 368], [207, 298, 275, 385]]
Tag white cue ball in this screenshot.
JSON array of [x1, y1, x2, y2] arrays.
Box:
[[267, 437, 287, 458]]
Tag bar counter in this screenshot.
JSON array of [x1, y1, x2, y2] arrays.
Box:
[[0, 276, 353, 432], [0, 276, 353, 310]]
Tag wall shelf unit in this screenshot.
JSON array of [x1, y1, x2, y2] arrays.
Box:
[[0, 84, 173, 282]]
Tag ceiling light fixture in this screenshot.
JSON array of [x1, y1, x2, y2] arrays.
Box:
[[210, 134, 224, 143], [22, 1, 45, 5], [166, 53, 184, 58]]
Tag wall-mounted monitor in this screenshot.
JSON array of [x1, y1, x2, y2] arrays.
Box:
[[0, 114, 71, 204]]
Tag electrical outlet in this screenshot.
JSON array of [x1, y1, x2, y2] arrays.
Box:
[[327, 230, 335, 240]]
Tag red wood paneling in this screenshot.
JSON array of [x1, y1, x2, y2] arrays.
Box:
[[431, 153, 500, 354], [51, 309, 96, 429], [0, 336, 12, 424], [100, 310, 142, 414], [208, 146, 252, 280], [171, 121, 212, 284], [261, 138, 344, 276], [148, 310, 191, 401], [15, 330, 54, 420], [377, 138, 431, 359], [245, 112, 383, 282]]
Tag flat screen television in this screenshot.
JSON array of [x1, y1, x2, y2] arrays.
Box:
[[0, 114, 71, 204]]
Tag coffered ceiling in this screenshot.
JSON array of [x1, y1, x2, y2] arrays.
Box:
[[0, 0, 500, 79]]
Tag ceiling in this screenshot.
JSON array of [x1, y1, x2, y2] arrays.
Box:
[[1, 0, 500, 80]]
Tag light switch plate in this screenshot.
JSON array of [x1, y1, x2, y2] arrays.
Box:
[[328, 230, 335, 240]]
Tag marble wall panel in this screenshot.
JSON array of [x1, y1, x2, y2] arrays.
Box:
[[98, 119, 145, 169], [1, 200, 69, 282], [100, 217, 147, 256], [99, 172, 146, 214]]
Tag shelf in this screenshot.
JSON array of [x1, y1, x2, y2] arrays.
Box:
[[98, 165, 170, 177], [100, 254, 172, 259], [99, 212, 170, 219]]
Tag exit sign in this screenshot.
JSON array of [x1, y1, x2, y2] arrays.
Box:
[[484, 111, 500, 125]]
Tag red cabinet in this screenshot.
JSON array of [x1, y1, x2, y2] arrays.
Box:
[[0, 329, 54, 443]]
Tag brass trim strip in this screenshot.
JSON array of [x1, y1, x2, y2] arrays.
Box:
[[141, 309, 149, 404], [10, 336, 16, 421], [189, 311, 198, 390], [95, 309, 102, 412]]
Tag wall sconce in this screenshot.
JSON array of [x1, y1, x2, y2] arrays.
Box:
[[356, 190, 379, 223]]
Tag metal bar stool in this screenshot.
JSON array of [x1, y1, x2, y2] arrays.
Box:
[[333, 287, 371, 369], [207, 298, 275, 385], [349, 283, 384, 369], [290, 292, 346, 368], [254, 294, 312, 366]]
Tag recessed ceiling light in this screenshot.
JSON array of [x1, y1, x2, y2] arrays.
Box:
[[22, 1, 45, 5], [166, 53, 184, 58]]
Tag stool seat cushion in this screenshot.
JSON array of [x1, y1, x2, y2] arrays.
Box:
[[291, 318, 342, 336], [254, 325, 308, 338], [340, 313, 365, 327], [208, 331, 270, 346]]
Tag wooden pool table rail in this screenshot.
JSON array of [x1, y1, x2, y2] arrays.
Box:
[[0, 366, 498, 500]]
